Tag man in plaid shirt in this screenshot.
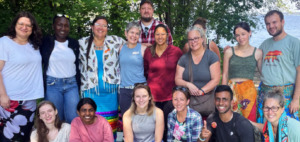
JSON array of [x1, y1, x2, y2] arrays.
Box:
[[138, 0, 173, 47]]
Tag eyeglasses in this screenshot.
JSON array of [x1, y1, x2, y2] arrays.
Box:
[[94, 23, 108, 28], [17, 22, 33, 29], [172, 86, 189, 92], [134, 82, 148, 87], [188, 37, 201, 42], [263, 106, 280, 112], [56, 14, 70, 19]]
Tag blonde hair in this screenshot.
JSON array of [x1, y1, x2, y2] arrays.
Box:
[[128, 84, 155, 116]]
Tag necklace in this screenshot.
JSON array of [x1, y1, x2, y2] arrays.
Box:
[[94, 44, 103, 50]]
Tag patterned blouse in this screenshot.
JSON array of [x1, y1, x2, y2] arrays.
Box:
[[78, 35, 125, 93]]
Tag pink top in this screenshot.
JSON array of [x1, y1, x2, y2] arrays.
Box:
[[144, 45, 182, 102], [69, 115, 113, 142]]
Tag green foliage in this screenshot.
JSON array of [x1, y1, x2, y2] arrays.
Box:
[[0, 0, 263, 46], [153, 0, 263, 48]]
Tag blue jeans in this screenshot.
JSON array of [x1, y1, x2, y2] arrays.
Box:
[[45, 75, 79, 123]]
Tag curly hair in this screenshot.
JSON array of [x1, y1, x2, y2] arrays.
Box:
[[34, 101, 62, 142], [7, 11, 42, 50]]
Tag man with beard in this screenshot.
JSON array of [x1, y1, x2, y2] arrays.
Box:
[[138, 0, 173, 47], [199, 85, 254, 142], [257, 10, 300, 123]]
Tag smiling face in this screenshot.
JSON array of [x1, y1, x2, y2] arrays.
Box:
[[154, 27, 168, 46], [172, 91, 189, 112], [125, 27, 140, 45], [263, 98, 284, 125], [188, 30, 204, 51], [140, 3, 154, 22], [215, 91, 232, 114], [234, 27, 251, 46], [134, 88, 151, 109], [91, 19, 108, 39], [39, 104, 58, 125], [53, 17, 70, 42], [78, 104, 96, 125], [15, 17, 33, 40], [265, 13, 284, 37]]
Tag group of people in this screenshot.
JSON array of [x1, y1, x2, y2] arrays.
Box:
[[1, 0, 300, 141]]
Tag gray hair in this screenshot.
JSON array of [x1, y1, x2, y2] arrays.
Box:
[[263, 89, 285, 108], [186, 26, 207, 48], [125, 21, 141, 34]]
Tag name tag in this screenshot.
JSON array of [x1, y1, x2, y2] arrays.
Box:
[[132, 51, 139, 55]]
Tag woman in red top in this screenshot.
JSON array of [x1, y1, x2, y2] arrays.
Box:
[[144, 24, 182, 141]]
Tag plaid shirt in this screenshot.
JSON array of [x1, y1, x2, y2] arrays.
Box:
[[167, 106, 202, 142], [138, 19, 173, 45]]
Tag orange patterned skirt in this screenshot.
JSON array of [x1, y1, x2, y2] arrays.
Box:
[[228, 80, 257, 121]]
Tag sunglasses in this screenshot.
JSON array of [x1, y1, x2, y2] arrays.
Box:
[[172, 86, 189, 92], [56, 14, 70, 19]]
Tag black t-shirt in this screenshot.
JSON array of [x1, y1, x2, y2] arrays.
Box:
[[207, 112, 254, 142]]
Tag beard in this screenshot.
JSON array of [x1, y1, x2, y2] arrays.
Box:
[[141, 16, 152, 22], [268, 27, 283, 37]]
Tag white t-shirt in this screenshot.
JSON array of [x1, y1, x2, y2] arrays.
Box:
[[30, 123, 71, 142], [0, 36, 44, 100], [46, 40, 76, 78]]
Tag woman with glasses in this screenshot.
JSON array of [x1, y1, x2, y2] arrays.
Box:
[[144, 24, 182, 141], [167, 86, 202, 141], [30, 101, 71, 142], [175, 26, 220, 118], [123, 84, 164, 142], [40, 14, 80, 123], [0, 11, 43, 142], [69, 98, 114, 142], [182, 17, 221, 60], [119, 22, 147, 115], [222, 22, 262, 122], [250, 90, 300, 142], [78, 16, 125, 139]]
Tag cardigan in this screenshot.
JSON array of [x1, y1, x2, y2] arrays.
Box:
[[78, 35, 125, 93], [40, 35, 80, 91]]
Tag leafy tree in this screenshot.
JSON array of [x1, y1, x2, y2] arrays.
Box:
[[0, 0, 264, 48], [151, 0, 263, 48]]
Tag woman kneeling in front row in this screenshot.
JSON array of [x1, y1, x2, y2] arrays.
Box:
[[167, 86, 202, 141], [123, 83, 164, 142], [69, 98, 114, 142]]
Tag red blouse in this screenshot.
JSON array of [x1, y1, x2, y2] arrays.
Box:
[[144, 45, 182, 102]]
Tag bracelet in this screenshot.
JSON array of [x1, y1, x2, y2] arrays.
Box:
[[198, 135, 206, 141], [200, 88, 205, 95]]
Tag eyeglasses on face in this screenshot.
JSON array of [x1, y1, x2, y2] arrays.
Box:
[[172, 86, 189, 92], [17, 22, 33, 28], [94, 23, 108, 28], [188, 37, 201, 42], [263, 106, 281, 112], [56, 14, 70, 19]]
